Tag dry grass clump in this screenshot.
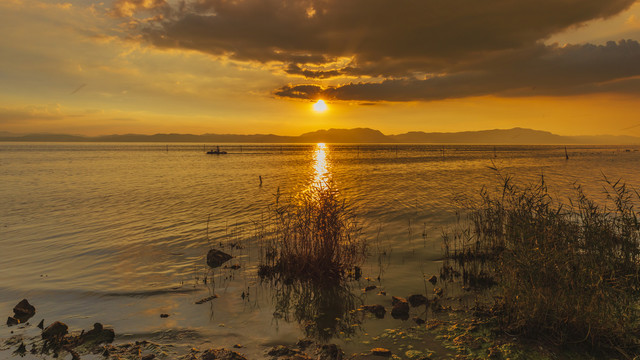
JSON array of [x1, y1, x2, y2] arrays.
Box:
[[258, 182, 366, 283], [446, 171, 640, 352]]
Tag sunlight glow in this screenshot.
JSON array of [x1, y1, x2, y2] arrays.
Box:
[[312, 99, 328, 112]]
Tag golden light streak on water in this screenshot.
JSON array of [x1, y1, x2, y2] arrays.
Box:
[[310, 143, 330, 191]]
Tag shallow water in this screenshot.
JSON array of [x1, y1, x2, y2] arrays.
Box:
[[1, 142, 639, 358]]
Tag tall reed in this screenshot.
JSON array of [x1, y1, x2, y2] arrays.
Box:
[[259, 182, 365, 283], [445, 171, 640, 352]]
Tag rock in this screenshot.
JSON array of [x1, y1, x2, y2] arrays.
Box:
[[361, 305, 386, 319], [80, 323, 115, 344], [13, 342, 27, 356], [390, 298, 409, 320], [207, 249, 233, 268], [195, 295, 219, 304], [427, 275, 437, 285], [233, 344, 243, 349], [413, 317, 425, 325], [433, 287, 443, 297], [202, 348, 248, 360], [371, 348, 392, 357], [13, 299, 36, 321], [42, 321, 68, 341], [317, 344, 343, 360], [6, 317, 19, 326], [391, 296, 405, 306], [296, 339, 314, 350], [267, 345, 300, 357], [37, 319, 44, 329], [407, 294, 428, 307], [160, 313, 169, 318], [364, 285, 377, 292]]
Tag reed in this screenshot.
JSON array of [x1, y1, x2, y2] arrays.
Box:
[[445, 171, 640, 352], [259, 182, 366, 283]]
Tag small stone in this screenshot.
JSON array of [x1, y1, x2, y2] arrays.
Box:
[[377, 291, 386, 296], [391, 298, 409, 320], [296, 339, 314, 350], [37, 319, 44, 329], [371, 348, 391, 357], [364, 285, 377, 292], [412, 317, 425, 325], [407, 294, 428, 307], [160, 314, 169, 318], [428, 275, 437, 285], [42, 321, 68, 341], [433, 287, 443, 297], [13, 299, 36, 320], [80, 322, 115, 344], [391, 296, 406, 306], [233, 344, 243, 349], [267, 345, 299, 357], [202, 348, 248, 360], [206, 249, 233, 268], [361, 305, 386, 319], [195, 295, 219, 304], [317, 344, 343, 360]]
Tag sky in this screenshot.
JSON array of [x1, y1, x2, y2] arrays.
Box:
[[1, 0, 640, 136]]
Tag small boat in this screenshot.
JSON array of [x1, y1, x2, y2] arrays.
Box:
[[206, 146, 227, 155]]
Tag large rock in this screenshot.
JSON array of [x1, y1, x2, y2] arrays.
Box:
[[42, 321, 68, 341], [201, 348, 248, 360], [207, 249, 233, 268]]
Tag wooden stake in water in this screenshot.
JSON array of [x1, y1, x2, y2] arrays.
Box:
[[565, 146, 569, 160], [493, 146, 497, 158]]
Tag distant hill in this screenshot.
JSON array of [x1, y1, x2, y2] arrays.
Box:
[[1, 127, 639, 144]]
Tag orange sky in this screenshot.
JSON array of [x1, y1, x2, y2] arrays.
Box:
[[1, 0, 639, 137]]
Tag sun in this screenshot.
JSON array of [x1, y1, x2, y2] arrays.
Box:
[[312, 99, 328, 112]]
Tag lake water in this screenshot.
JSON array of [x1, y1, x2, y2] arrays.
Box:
[[1, 142, 639, 358]]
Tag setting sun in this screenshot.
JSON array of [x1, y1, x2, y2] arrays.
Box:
[[312, 99, 328, 112]]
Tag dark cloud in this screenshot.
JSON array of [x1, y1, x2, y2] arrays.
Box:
[[125, 0, 640, 101], [276, 40, 640, 101], [284, 64, 343, 79]]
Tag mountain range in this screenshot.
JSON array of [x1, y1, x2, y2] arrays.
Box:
[[1, 127, 639, 145]]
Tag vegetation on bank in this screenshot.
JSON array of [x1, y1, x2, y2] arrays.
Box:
[[258, 182, 366, 283], [444, 171, 640, 356]]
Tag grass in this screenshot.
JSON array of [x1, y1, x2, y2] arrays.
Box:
[[443, 170, 640, 355], [258, 181, 366, 284]]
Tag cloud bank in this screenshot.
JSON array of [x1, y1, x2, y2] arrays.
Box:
[[119, 0, 640, 101]]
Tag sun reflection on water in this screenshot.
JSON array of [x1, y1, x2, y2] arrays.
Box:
[[310, 142, 330, 190]]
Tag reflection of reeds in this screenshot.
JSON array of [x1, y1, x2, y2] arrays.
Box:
[[259, 182, 366, 283], [444, 171, 640, 352], [271, 281, 364, 341]]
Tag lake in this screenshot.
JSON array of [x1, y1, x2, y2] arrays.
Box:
[[1, 142, 639, 358]]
